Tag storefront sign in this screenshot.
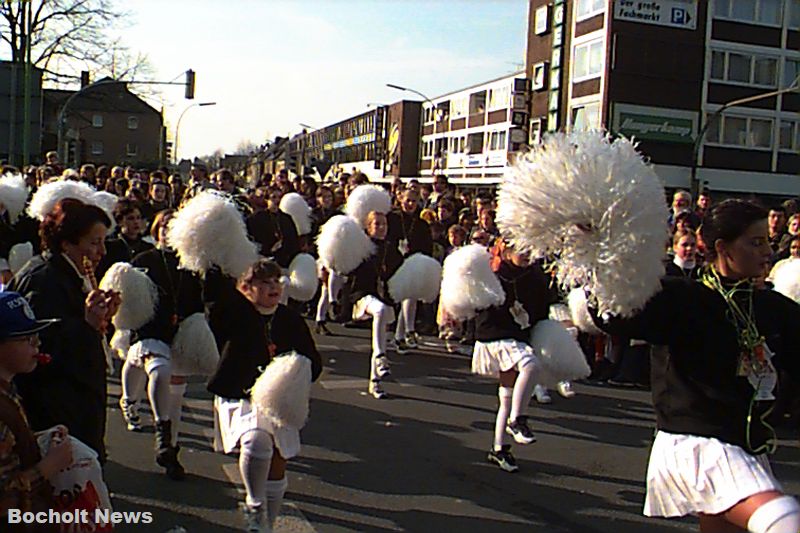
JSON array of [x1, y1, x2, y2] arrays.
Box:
[[612, 103, 697, 143], [614, 0, 697, 30]]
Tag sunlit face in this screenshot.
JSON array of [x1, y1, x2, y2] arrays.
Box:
[[791, 240, 800, 259], [367, 213, 388, 240], [448, 230, 465, 247], [151, 184, 168, 202], [673, 194, 691, 212], [479, 209, 495, 229], [120, 209, 143, 238], [714, 219, 771, 280], [697, 195, 710, 210], [267, 190, 282, 212], [401, 191, 419, 213], [433, 177, 447, 193], [768, 210, 786, 233], [157, 214, 173, 245], [0, 334, 41, 376], [318, 190, 333, 209], [240, 276, 283, 309], [789, 216, 800, 236], [62, 222, 108, 268], [674, 235, 697, 261]]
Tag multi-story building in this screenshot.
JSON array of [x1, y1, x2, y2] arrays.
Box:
[[0, 60, 43, 165], [418, 72, 531, 183], [525, 0, 800, 197]]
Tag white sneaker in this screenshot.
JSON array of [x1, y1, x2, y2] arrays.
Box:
[[374, 354, 391, 378], [369, 380, 387, 399], [557, 381, 576, 398], [533, 385, 552, 404], [119, 398, 142, 431], [406, 332, 418, 349]]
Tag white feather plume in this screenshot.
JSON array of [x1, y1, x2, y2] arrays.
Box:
[[279, 192, 313, 235], [316, 215, 375, 274], [497, 132, 668, 317], [8, 242, 33, 274], [166, 190, 259, 279], [772, 259, 800, 304], [92, 191, 118, 220], [110, 329, 131, 360], [529, 319, 591, 387], [439, 244, 505, 320], [170, 313, 221, 376], [567, 288, 603, 335], [548, 303, 571, 323], [0, 174, 29, 223], [251, 352, 312, 429], [98, 262, 159, 330], [344, 184, 392, 227], [27, 180, 97, 220], [388, 253, 442, 303], [286, 253, 319, 302]]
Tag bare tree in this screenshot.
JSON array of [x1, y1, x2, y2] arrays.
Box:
[[233, 139, 259, 156]]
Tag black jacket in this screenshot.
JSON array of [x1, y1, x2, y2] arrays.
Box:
[[247, 210, 300, 268], [475, 260, 556, 343], [663, 258, 701, 279], [97, 234, 154, 279], [347, 238, 403, 306], [131, 248, 205, 345], [9, 254, 108, 461], [596, 275, 800, 454], [207, 286, 322, 399], [387, 210, 432, 257]]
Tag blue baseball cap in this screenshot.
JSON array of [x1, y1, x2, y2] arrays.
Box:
[[0, 292, 59, 340]]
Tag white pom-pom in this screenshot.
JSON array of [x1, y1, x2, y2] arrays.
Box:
[[251, 352, 312, 429], [439, 244, 505, 320], [344, 184, 391, 227], [772, 259, 800, 304], [497, 132, 668, 317], [110, 329, 131, 360], [316, 215, 375, 274], [548, 303, 571, 323], [27, 180, 97, 220], [8, 242, 33, 274], [286, 253, 319, 302], [388, 253, 442, 303], [92, 191, 118, 219], [279, 192, 313, 235], [167, 190, 259, 279], [98, 262, 159, 330], [567, 288, 603, 335], [0, 174, 29, 223], [170, 313, 220, 376], [529, 319, 591, 387]]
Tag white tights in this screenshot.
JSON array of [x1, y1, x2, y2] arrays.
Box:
[[239, 428, 287, 526], [494, 356, 539, 450], [315, 271, 344, 322], [395, 299, 418, 341]]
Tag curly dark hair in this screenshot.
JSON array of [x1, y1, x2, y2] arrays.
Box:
[[40, 198, 111, 252]]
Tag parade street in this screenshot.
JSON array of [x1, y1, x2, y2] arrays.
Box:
[[104, 322, 800, 533]]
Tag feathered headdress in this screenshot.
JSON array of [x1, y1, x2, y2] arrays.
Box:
[[279, 192, 313, 235], [497, 132, 668, 317], [344, 184, 392, 227], [27, 180, 97, 221], [0, 174, 29, 223]]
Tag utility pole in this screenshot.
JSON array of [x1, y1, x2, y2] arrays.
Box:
[[22, 0, 33, 166]]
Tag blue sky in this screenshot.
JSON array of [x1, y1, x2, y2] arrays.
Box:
[[118, 0, 528, 159]]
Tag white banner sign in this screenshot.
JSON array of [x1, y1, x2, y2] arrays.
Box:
[[614, 0, 697, 30]]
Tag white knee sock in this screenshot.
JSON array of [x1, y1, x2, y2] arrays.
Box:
[[494, 386, 513, 451], [404, 299, 417, 335], [371, 304, 390, 358], [265, 476, 288, 528], [121, 360, 146, 404], [395, 305, 406, 341], [315, 280, 330, 322], [168, 382, 187, 444], [239, 429, 274, 508], [145, 362, 172, 423], [509, 357, 537, 422], [747, 495, 800, 533]]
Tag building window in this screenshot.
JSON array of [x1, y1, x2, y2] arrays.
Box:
[[127, 116, 139, 130], [488, 86, 510, 111], [570, 102, 601, 132], [91, 141, 103, 155], [488, 131, 507, 151], [467, 132, 484, 154], [451, 97, 468, 119], [785, 59, 799, 87], [572, 39, 604, 82], [529, 119, 542, 145], [779, 120, 799, 151], [706, 114, 774, 149], [92, 114, 103, 128], [714, 0, 782, 26], [126, 143, 138, 157], [791, 0, 800, 28], [469, 91, 487, 115], [710, 49, 778, 87], [576, 0, 604, 21]]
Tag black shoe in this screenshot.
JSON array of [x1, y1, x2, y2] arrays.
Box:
[[156, 445, 186, 481], [395, 338, 410, 355], [506, 416, 536, 445], [487, 445, 519, 473], [315, 321, 332, 335]]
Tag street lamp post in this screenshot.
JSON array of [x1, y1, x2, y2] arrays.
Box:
[[174, 101, 216, 164], [690, 75, 800, 198], [57, 79, 124, 165]]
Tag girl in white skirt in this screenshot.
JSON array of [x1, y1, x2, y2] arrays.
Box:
[[473, 240, 556, 473], [207, 259, 322, 532], [596, 200, 800, 532]]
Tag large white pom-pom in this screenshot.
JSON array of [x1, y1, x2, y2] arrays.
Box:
[[439, 244, 505, 320], [167, 190, 259, 279], [772, 259, 800, 304], [0, 174, 29, 223], [286, 253, 319, 302], [497, 132, 668, 317], [388, 253, 442, 303], [92, 191, 118, 220], [279, 192, 313, 235], [316, 215, 375, 274], [170, 313, 220, 376], [8, 242, 33, 274], [251, 352, 312, 429], [110, 329, 131, 360], [98, 262, 159, 330], [27, 180, 97, 220], [567, 288, 603, 335], [344, 184, 391, 227], [529, 319, 591, 387]]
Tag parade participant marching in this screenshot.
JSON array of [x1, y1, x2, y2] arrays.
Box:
[[387, 187, 432, 353], [208, 258, 322, 533], [96, 198, 153, 278]]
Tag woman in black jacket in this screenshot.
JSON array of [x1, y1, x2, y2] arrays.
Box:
[[348, 211, 403, 399], [208, 258, 321, 533], [10, 198, 119, 463], [597, 200, 800, 533]]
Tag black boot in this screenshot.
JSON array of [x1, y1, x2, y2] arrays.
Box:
[[155, 420, 186, 481]]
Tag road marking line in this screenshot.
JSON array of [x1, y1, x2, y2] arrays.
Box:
[[319, 378, 366, 390]]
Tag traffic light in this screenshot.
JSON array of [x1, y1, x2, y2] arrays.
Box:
[[165, 141, 173, 164], [185, 70, 195, 99]]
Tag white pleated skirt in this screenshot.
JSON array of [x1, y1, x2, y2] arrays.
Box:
[[644, 430, 782, 517], [471, 339, 538, 378], [213, 397, 301, 459]]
